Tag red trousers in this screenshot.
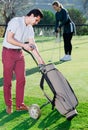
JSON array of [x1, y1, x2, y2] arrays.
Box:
[[2, 47, 26, 107]]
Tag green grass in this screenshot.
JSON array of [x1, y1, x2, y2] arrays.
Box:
[[0, 35, 88, 130]]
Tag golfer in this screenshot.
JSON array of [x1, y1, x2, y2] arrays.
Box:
[[2, 9, 44, 114], [52, 1, 76, 61]]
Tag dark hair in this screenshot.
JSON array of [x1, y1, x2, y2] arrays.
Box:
[[27, 9, 43, 18]]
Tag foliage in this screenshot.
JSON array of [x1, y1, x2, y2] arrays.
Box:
[[39, 8, 88, 35], [0, 0, 16, 24], [77, 25, 88, 35], [68, 8, 87, 35], [0, 26, 5, 37], [68, 8, 86, 24], [39, 10, 55, 25]]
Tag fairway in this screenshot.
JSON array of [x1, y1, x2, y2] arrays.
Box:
[[0, 35, 88, 130]]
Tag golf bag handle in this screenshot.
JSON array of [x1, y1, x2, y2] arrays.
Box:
[[23, 48, 38, 65]]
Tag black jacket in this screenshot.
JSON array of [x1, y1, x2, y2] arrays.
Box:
[[55, 8, 76, 33]]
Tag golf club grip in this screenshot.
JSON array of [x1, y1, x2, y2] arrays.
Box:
[[23, 48, 38, 65]]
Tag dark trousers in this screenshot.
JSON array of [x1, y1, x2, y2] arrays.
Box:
[[63, 32, 73, 55]]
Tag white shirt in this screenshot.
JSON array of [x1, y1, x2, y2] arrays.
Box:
[[3, 16, 34, 49]]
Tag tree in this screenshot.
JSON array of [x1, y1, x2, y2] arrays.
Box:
[[0, 0, 16, 24], [68, 8, 87, 35], [0, 0, 34, 36], [0, 0, 34, 24], [39, 10, 55, 25], [68, 8, 86, 25], [0, 0, 16, 36]]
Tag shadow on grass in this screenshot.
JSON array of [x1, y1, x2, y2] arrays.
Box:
[[38, 110, 71, 130], [0, 67, 39, 87], [12, 117, 37, 130], [26, 60, 66, 76], [51, 120, 71, 130], [0, 109, 28, 127], [3, 109, 71, 130], [26, 67, 39, 76], [0, 77, 3, 87], [54, 60, 66, 65], [0, 61, 65, 87]]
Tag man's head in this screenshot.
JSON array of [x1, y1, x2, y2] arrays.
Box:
[[27, 9, 43, 19], [26, 9, 43, 26]]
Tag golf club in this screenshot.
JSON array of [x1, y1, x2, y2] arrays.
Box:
[[48, 30, 62, 62]]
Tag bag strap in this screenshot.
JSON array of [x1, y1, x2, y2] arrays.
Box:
[[40, 74, 45, 90], [40, 73, 56, 109]]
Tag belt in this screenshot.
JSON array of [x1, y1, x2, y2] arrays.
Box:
[[3, 47, 22, 51]]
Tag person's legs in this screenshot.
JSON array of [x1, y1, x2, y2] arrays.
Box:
[[60, 33, 73, 61], [2, 48, 15, 114], [63, 33, 73, 55], [14, 53, 25, 107], [14, 51, 28, 110], [2, 48, 14, 107]]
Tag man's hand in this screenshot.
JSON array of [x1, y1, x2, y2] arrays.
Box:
[[22, 44, 34, 51], [23, 42, 37, 51], [55, 27, 61, 38], [38, 64, 45, 72], [29, 44, 36, 49], [57, 27, 61, 32]]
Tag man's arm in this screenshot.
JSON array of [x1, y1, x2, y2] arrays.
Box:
[[28, 38, 45, 64], [6, 31, 33, 51], [32, 49, 45, 65]]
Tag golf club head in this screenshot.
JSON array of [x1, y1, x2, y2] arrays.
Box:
[[29, 104, 41, 119]]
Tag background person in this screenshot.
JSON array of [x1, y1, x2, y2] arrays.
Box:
[[2, 8, 44, 114], [52, 1, 76, 61]]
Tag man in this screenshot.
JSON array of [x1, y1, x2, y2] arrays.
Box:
[[52, 1, 76, 61], [2, 9, 44, 114]]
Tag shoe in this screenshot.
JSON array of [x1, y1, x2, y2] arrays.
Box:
[[60, 55, 71, 61], [16, 104, 29, 111], [6, 106, 13, 114]]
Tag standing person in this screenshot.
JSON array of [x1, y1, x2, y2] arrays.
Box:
[[52, 1, 76, 61], [2, 9, 44, 114]]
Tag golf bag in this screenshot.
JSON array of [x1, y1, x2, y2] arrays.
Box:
[[23, 48, 78, 120], [39, 63, 78, 120]]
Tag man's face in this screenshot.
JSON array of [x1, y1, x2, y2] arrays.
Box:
[[28, 14, 41, 25]]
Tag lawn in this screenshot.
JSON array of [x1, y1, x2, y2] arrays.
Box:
[[0, 35, 88, 130]]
